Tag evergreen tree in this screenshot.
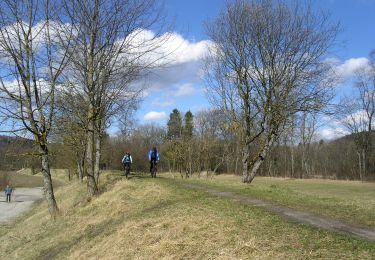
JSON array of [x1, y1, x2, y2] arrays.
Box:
[[183, 110, 194, 138], [167, 109, 182, 139]]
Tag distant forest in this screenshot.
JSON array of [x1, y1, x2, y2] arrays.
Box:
[[2, 110, 374, 181]]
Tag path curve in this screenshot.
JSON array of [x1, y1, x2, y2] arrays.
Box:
[[0, 187, 43, 224], [179, 182, 375, 243]]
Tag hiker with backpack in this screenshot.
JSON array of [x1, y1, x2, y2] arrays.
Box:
[[148, 147, 160, 177], [121, 151, 133, 177]]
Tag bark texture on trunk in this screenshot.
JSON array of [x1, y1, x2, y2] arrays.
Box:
[[94, 134, 101, 185], [242, 138, 252, 183], [357, 151, 363, 182], [40, 147, 59, 217], [77, 153, 85, 183], [362, 149, 366, 181], [86, 114, 98, 196], [243, 134, 275, 183], [248, 136, 274, 183], [291, 147, 295, 178]]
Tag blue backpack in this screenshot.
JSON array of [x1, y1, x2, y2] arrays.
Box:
[[151, 151, 157, 160]]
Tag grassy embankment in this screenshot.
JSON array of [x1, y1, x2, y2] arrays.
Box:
[[0, 171, 374, 259], [165, 174, 375, 227]]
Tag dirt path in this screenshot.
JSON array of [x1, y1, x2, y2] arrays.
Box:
[[0, 187, 43, 224], [178, 182, 375, 243]]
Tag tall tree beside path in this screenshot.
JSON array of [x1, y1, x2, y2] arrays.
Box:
[[61, 0, 171, 196], [205, 0, 338, 183], [0, 0, 74, 217], [54, 92, 88, 183]]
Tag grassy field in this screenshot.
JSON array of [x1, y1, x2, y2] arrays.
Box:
[[164, 174, 375, 228], [0, 171, 374, 259], [0, 169, 66, 189]]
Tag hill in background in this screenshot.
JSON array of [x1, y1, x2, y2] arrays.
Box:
[[0, 135, 38, 171]]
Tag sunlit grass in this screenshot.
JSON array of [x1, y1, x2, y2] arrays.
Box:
[[164, 174, 375, 227], [0, 171, 374, 259]]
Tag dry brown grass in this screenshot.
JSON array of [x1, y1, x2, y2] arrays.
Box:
[[0, 172, 374, 259]]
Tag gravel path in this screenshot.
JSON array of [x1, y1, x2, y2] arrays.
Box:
[[0, 187, 43, 224], [179, 182, 375, 243]]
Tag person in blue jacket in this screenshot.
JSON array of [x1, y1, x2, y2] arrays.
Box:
[[148, 147, 160, 173], [4, 184, 13, 203]]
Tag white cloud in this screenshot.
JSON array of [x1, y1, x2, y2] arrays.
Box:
[[163, 34, 211, 64], [341, 109, 375, 130], [129, 30, 212, 91], [316, 108, 375, 140], [175, 83, 195, 97], [151, 98, 175, 107], [140, 89, 150, 98], [316, 114, 349, 140], [127, 30, 211, 66], [0, 78, 53, 96], [335, 57, 370, 79], [143, 111, 167, 121], [0, 21, 74, 60], [317, 128, 347, 140]]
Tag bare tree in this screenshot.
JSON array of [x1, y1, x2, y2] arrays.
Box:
[[194, 109, 232, 176], [0, 0, 74, 217], [53, 91, 88, 182], [205, 0, 338, 183], [298, 112, 318, 178], [337, 52, 375, 180], [61, 0, 170, 196]]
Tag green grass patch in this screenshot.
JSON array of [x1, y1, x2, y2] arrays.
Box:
[[0, 171, 374, 259], [164, 174, 375, 227]]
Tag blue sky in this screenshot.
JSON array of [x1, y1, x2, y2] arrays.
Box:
[[134, 0, 375, 139]]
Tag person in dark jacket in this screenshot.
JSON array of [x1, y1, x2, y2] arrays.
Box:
[[148, 147, 160, 173], [4, 184, 13, 203]]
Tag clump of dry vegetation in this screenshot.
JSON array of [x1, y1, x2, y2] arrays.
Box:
[[0, 172, 374, 259]]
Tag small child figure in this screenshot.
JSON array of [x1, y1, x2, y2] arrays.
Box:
[[4, 184, 13, 203]]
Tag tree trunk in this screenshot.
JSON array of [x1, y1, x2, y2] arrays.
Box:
[[213, 157, 225, 175], [77, 154, 84, 183], [40, 147, 59, 218], [267, 159, 272, 176], [284, 144, 288, 178], [94, 133, 101, 185], [242, 139, 252, 182], [189, 146, 192, 177], [86, 113, 98, 196], [235, 146, 239, 175], [291, 146, 295, 178], [362, 149, 366, 182], [357, 151, 363, 181], [173, 158, 176, 174], [300, 149, 305, 179], [243, 134, 275, 183]]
